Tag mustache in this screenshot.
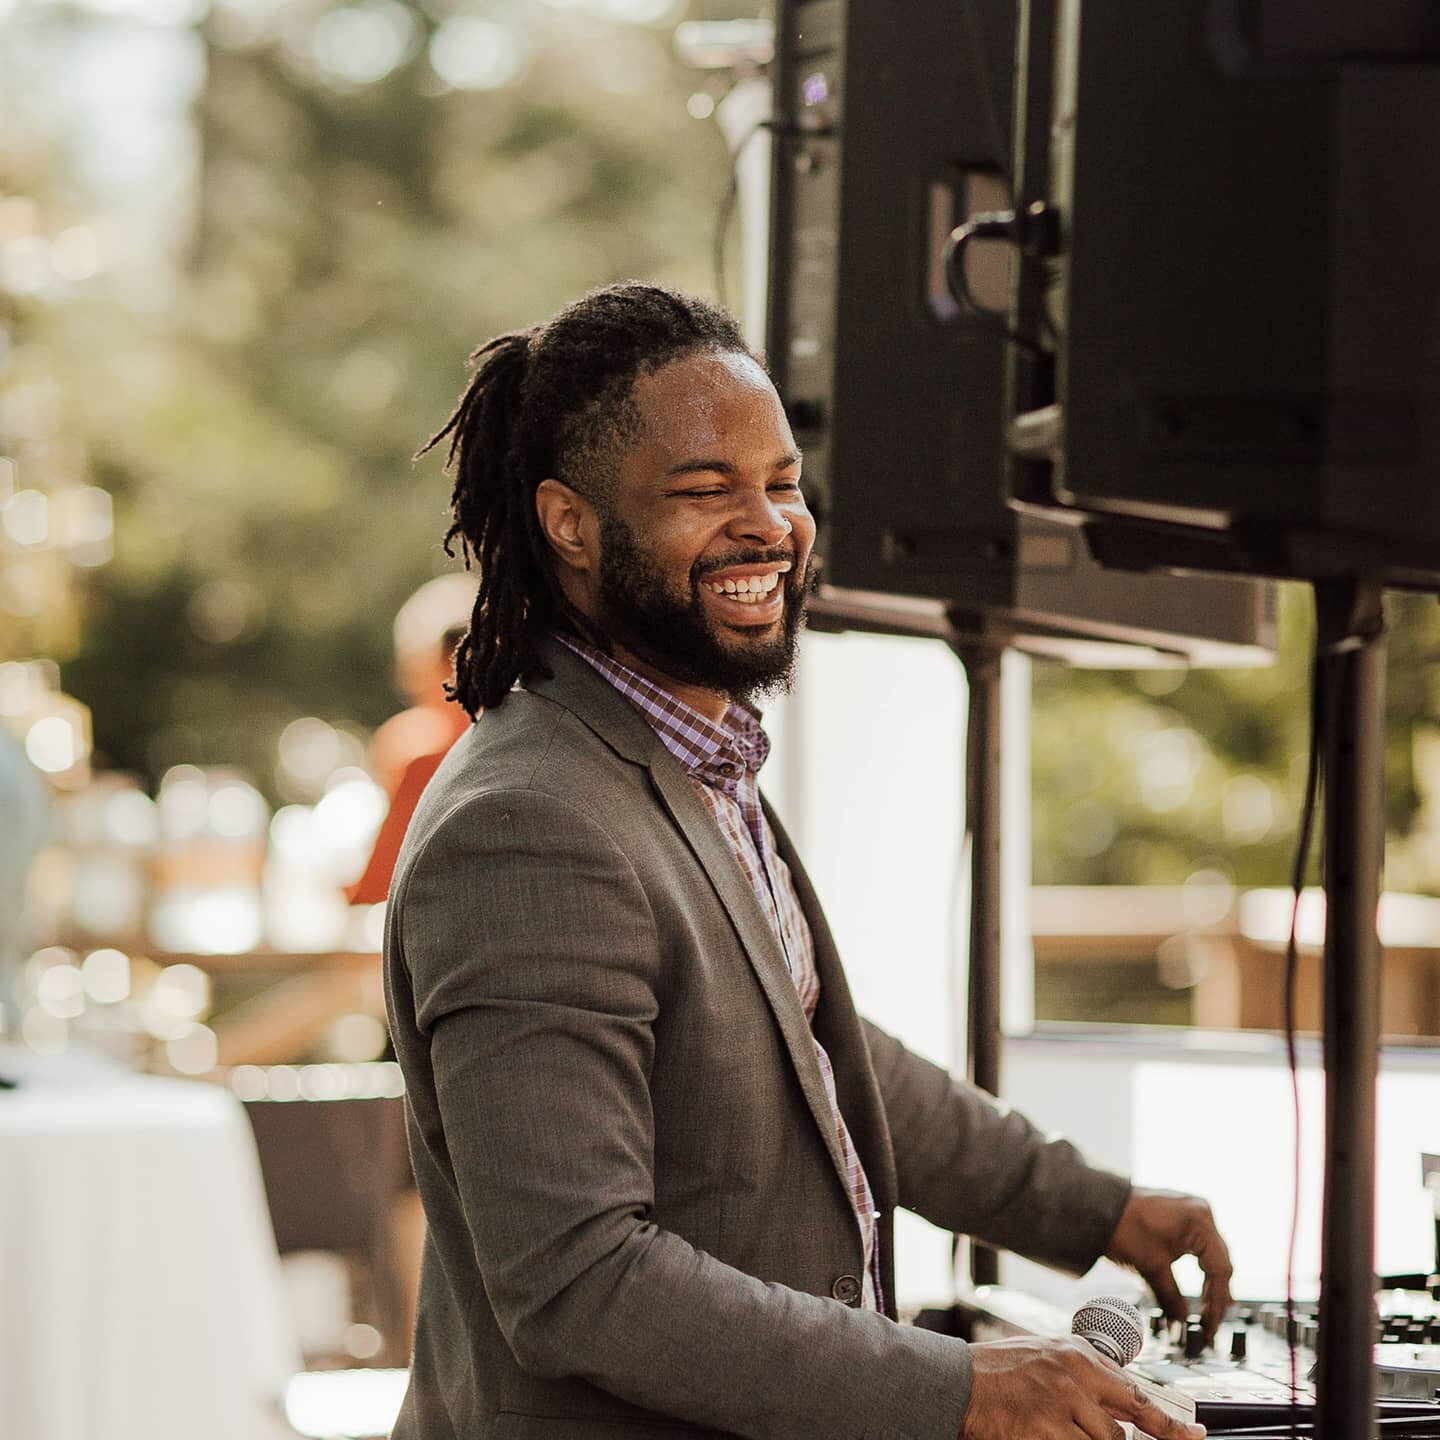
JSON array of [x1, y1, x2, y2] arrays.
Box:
[[692, 547, 797, 580]]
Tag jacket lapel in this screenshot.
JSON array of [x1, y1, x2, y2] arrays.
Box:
[[644, 761, 852, 1193], [525, 640, 854, 1197], [764, 799, 900, 1216]]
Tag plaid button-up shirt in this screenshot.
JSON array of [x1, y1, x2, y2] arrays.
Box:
[[556, 634, 881, 1311]]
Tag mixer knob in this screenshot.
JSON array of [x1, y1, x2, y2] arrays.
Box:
[[1184, 1322, 1206, 1359], [1229, 1329, 1248, 1363], [1149, 1308, 1166, 1337]]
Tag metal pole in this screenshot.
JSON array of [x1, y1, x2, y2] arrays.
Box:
[[1314, 578, 1385, 1440], [955, 641, 1005, 1288]]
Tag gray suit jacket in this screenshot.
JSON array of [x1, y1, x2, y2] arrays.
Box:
[[383, 638, 1130, 1440]]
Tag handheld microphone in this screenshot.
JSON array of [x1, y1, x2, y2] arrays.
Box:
[[1072, 1296, 1146, 1366], [1070, 1296, 1198, 1431], [1071, 1301, 1192, 1434]]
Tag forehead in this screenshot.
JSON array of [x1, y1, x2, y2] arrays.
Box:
[[624, 349, 792, 464]]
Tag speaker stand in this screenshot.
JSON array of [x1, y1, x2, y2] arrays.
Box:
[[1313, 577, 1385, 1440], [952, 639, 1006, 1288]]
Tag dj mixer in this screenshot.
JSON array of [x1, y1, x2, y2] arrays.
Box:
[[962, 1286, 1440, 1431]]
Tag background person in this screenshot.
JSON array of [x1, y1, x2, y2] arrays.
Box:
[[348, 574, 475, 907]]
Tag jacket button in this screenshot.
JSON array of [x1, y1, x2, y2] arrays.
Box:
[[831, 1274, 862, 1306]]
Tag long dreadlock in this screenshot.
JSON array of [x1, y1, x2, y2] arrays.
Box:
[[418, 282, 754, 716]]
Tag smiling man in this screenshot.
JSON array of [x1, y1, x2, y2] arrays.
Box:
[[383, 283, 1232, 1440]]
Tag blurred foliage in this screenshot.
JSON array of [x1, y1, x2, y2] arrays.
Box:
[[1032, 585, 1440, 893], [11, 0, 1440, 903], [14, 0, 733, 795]]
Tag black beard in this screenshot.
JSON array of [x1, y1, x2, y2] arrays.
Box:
[[593, 508, 809, 705]]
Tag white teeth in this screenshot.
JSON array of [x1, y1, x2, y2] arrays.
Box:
[[704, 571, 783, 602]]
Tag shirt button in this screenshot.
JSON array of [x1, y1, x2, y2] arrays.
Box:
[[831, 1274, 862, 1306]]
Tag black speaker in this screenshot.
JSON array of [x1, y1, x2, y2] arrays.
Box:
[[765, 0, 1276, 662], [1007, 0, 1440, 590]]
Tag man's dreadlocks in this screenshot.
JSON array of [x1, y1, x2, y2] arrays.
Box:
[[419, 282, 754, 716]]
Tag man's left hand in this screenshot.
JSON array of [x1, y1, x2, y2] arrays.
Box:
[[1105, 1187, 1234, 1342]]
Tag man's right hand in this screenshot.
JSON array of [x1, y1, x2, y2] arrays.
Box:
[[959, 1336, 1206, 1440]]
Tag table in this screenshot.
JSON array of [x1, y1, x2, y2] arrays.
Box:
[[0, 1046, 301, 1440]]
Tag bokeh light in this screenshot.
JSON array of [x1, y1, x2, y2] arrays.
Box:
[[1136, 726, 1206, 814], [277, 717, 364, 800], [25, 714, 77, 773], [1222, 774, 1277, 845], [343, 1323, 384, 1360], [326, 1011, 388, 1063], [310, 0, 418, 86], [36, 963, 85, 1019], [81, 948, 132, 1004], [3, 489, 49, 546], [151, 962, 211, 1021], [312, 771, 386, 863], [55, 485, 113, 566], [208, 776, 268, 839], [158, 764, 210, 840], [103, 786, 159, 847], [428, 15, 524, 90], [165, 1021, 219, 1075], [229, 1064, 268, 1102]]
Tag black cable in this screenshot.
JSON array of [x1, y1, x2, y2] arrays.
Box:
[[942, 218, 1047, 358], [1283, 638, 1325, 1433], [712, 117, 774, 310], [951, 0, 1062, 357]]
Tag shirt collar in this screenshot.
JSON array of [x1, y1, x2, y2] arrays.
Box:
[[554, 632, 770, 797]]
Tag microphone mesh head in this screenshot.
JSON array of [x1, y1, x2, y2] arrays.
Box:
[[1072, 1296, 1145, 1367]]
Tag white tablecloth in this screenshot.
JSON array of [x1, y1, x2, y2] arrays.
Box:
[[0, 1047, 301, 1440]]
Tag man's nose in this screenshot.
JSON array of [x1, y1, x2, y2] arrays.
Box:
[[728, 490, 793, 546]]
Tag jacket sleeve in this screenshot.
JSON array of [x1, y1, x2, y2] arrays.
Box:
[[395, 788, 973, 1440], [862, 1021, 1131, 1276]]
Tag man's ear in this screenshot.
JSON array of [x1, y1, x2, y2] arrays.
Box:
[[535, 478, 594, 574]]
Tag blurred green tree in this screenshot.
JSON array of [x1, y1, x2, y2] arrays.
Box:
[[1032, 585, 1440, 893], [50, 0, 732, 796], [14, 0, 1440, 911]]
